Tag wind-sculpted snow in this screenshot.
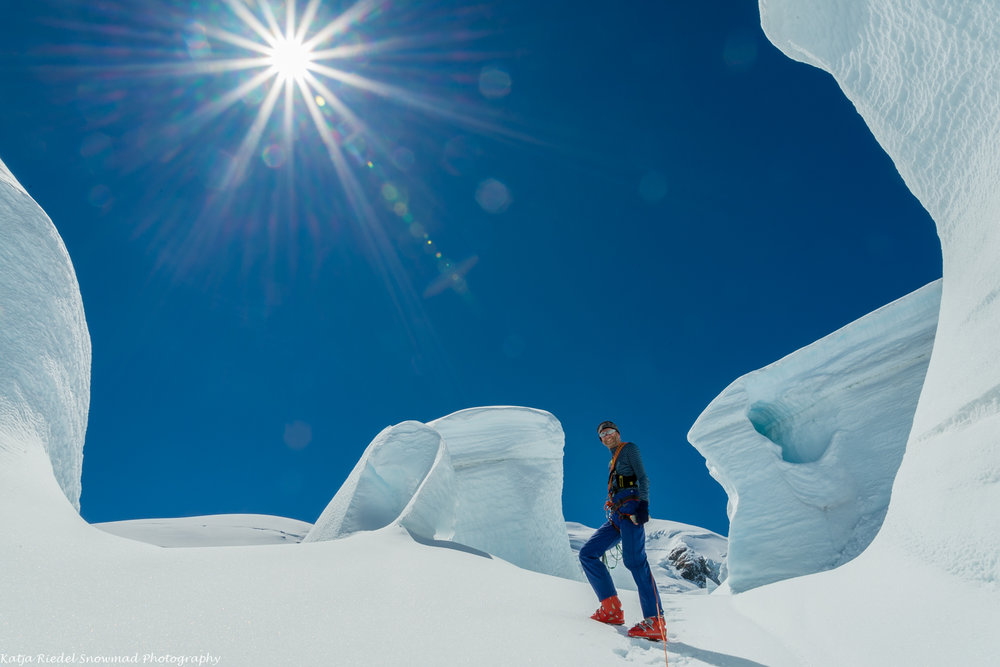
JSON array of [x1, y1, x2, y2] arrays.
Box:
[[304, 421, 456, 544], [0, 156, 90, 511], [306, 407, 579, 580], [760, 0, 1000, 586], [689, 281, 939, 592]]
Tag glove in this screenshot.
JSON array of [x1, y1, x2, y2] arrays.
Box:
[[633, 500, 649, 525]]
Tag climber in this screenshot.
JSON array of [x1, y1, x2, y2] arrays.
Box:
[[579, 420, 666, 641]]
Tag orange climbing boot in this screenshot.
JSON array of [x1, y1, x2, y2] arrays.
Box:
[[589, 595, 624, 625], [627, 615, 666, 641]]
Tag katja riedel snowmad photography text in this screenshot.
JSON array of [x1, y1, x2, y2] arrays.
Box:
[[0, 655, 220, 666]]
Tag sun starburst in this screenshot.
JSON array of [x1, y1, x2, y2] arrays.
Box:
[[173, 0, 519, 192], [267, 35, 315, 83], [174, 0, 399, 189]]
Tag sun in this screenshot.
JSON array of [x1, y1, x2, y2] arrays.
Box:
[[267, 35, 314, 83]]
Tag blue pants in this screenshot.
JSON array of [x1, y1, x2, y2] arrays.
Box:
[[580, 503, 662, 619]]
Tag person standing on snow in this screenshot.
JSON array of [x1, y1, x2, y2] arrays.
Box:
[[579, 420, 666, 641]]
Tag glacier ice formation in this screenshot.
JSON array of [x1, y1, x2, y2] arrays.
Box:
[[689, 281, 939, 591], [761, 0, 1000, 588], [306, 406, 580, 580], [0, 156, 91, 511]]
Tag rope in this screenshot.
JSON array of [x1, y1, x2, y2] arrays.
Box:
[[600, 543, 623, 570], [652, 570, 668, 666]]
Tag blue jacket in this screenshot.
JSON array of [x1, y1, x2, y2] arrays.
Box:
[[609, 442, 650, 503]]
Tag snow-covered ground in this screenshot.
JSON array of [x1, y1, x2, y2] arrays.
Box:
[[3, 442, 786, 666], [94, 514, 313, 547], [5, 0, 1000, 664]]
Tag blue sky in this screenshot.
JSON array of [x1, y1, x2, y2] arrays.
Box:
[[0, 0, 941, 536]]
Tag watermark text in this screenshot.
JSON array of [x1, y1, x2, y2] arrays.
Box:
[[0, 654, 221, 666]]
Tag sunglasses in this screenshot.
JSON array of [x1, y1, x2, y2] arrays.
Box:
[[599, 429, 618, 437]]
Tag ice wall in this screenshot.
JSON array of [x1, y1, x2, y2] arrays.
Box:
[[761, 0, 1000, 586], [0, 156, 91, 511], [306, 407, 580, 580], [689, 281, 939, 591]]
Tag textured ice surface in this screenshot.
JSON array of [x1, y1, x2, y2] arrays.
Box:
[[0, 155, 90, 511], [306, 407, 579, 580], [760, 0, 1000, 587], [0, 156, 23, 194], [689, 281, 939, 591]]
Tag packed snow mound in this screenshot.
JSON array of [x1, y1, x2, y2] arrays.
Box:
[[568, 519, 727, 595], [0, 155, 90, 511], [689, 281, 939, 591], [760, 0, 1000, 586], [306, 407, 579, 580]]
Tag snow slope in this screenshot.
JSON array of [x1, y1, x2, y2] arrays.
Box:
[[1, 429, 793, 665], [689, 280, 938, 591], [99, 514, 726, 595], [0, 155, 90, 511]]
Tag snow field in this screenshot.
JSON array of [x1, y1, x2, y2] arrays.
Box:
[[94, 515, 313, 547]]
